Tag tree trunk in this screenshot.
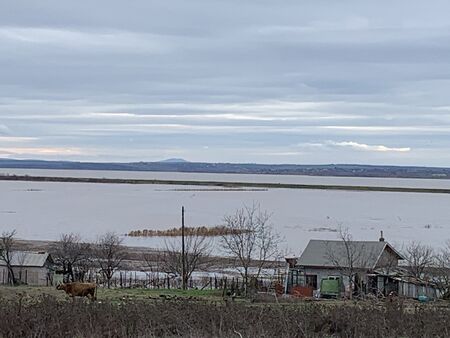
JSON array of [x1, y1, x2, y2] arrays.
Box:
[[244, 267, 248, 297], [7, 265, 16, 286], [68, 262, 75, 282]]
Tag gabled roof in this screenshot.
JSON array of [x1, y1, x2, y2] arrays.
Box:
[[297, 239, 403, 270], [0, 251, 52, 267]]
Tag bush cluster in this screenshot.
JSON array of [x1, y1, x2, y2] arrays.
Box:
[[0, 295, 449, 337], [128, 226, 250, 237]]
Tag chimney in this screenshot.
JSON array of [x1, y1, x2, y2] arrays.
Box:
[[379, 230, 385, 242]]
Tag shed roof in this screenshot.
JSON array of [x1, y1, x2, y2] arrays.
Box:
[[297, 240, 403, 270], [0, 251, 52, 267]]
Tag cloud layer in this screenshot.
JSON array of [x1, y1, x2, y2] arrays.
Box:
[[329, 141, 411, 153], [0, 0, 450, 165]]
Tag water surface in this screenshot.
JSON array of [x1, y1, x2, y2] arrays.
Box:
[[1, 171, 449, 253]]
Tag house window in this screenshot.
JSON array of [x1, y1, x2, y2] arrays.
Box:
[[305, 274, 317, 289]]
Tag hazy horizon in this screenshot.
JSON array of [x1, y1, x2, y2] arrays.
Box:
[[2, 156, 450, 169]]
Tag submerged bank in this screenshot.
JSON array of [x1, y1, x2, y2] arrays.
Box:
[[2, 174, 450, 194]]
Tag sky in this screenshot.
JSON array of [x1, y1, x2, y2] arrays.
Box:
[[1, 1, 450, 166]]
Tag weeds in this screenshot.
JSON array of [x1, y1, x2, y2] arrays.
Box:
[[0, 295, 448, 337]]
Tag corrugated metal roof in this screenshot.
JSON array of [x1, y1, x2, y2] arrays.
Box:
[[0, 251, 51, 267], [297, 240, 401, 269]]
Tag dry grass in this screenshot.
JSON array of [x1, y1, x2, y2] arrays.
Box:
[[0, 287, 449, 337]]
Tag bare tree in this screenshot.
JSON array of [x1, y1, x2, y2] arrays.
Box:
[[0, 230, 17, 285], [95, 233, 125, 288], [51, 233, 92, 282], [432, 241, 450, 299], [160, 232, 212, 288], [402, 241, 434, 279], [325, 228, 375, 299], [221, 204, 280, 296], [142, 251, 165, 288]]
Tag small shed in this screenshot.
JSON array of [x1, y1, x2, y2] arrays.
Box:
[[0, 251, 55, 286], [372, 267, 441, 300]]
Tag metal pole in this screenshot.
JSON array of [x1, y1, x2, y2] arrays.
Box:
[[181, 206, 186, 290]]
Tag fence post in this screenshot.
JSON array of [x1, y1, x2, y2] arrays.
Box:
[[222, 277, 227, 298]]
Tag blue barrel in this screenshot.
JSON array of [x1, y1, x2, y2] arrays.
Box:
[[418, 295, 428, 303]]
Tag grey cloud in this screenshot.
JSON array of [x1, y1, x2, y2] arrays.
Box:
[[0, 0, 449, 165]]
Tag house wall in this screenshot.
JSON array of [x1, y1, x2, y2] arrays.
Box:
[[302, 268, 340, 290], [398, 281, 440, 300], [375, 248, 399, 269], [0, 266, 9, 284], [289, 267, 375, 294], [0, 266, 53, 286], [295, 267, 353, 290]]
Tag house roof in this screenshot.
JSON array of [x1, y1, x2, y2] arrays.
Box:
[[0, 251, 52, 267], [297, 239, 403, 270]]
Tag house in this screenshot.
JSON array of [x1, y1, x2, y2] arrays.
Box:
[[286, 235, 442, 300], [286, 235, 399, 296], [0, 251, 55, 286]]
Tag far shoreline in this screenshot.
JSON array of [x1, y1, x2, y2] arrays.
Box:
[[2, 174, 450, 194]]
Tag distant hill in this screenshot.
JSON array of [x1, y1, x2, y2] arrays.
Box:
[[0, 158, 449, 179], [158, 158, 189, 163]]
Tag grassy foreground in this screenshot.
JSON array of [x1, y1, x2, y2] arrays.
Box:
[[0, 285, 224, 302], [0, 286, 450, 337]]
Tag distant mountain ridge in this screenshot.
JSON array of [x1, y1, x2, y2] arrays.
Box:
[[158, 158, 189, 163], [0, 158, 449, 179]]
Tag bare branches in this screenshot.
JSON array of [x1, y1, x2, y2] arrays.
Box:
[[160, 232, 212, 286], [431, 241, 450, 299], [94, 232, 125, 288], [0, 230, 17, 285], [402, 241, 434, 279], [325, 227, 375, 298], [51, 233, 92, 282], [221, 204, 281, 295]]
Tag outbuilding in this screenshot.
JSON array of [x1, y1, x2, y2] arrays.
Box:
[[0, 251, 55, 286]]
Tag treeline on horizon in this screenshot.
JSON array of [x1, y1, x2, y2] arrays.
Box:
[[0, 158, 449, 179], [127, 225, 251, 237]]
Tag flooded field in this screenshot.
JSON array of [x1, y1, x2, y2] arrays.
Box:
[[4, 168, 450, 189], [0, 169, 449, 253]]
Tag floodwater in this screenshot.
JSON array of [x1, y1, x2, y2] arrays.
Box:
[[4, 168, 450, 189], [0, 169, 449, 253]]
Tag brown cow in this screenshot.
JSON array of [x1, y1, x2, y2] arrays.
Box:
[[57, 282, 97, 301]]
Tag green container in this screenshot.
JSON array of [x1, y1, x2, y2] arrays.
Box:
[[320, 278, 341, 298]]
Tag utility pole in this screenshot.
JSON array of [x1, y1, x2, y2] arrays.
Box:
[[181, 206, 186, 290]]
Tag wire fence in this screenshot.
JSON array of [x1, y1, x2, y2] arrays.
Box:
[[87, 271, 285, 292]]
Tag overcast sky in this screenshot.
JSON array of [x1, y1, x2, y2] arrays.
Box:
[[1, 1, 450, 166]]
